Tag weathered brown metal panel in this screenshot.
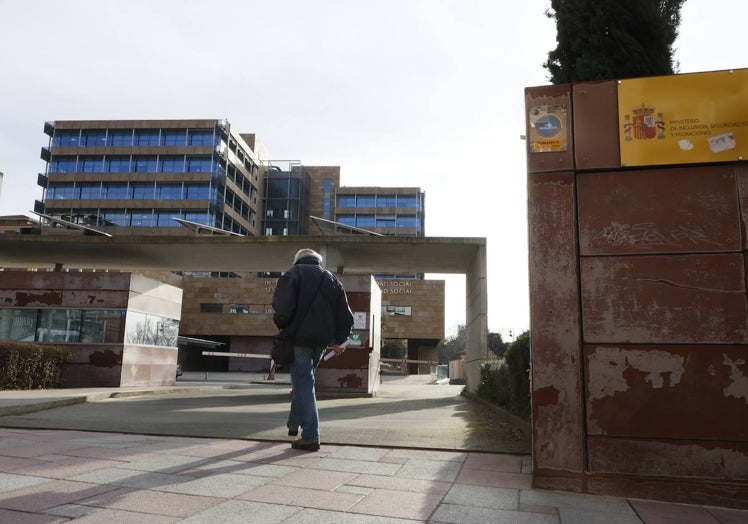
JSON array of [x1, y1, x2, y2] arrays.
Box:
[[0, 271, 64, 290], [528, 171, 585, 476], [581, 254, 748, 344], [587, 475, 748, 510], [61, 272, 131, 290], [62, 290, 130, 308], [0, 289, 63, 307], [525, 85, 574, 173], [587, 437, 748, 481], [735, 165, 748, 250], [579, 166, 741, 256], [573, 81, 620, 170], [585, 344, 748, 439]]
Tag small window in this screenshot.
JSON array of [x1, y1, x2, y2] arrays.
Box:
[[383, 305, 412, 316], [200, 303, 223, 313], [229, 304, 249, 314]]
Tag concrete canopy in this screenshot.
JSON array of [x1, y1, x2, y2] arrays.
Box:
[[0, 234, 488, 391], [0, 235, 484, 274]]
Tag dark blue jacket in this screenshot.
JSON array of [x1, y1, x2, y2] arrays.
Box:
[[272, 256, 354, 347]]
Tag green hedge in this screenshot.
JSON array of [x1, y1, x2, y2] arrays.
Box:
[[0, 341, 71, 390], [476, 331, 530, 419]]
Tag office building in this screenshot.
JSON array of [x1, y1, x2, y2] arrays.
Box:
[[25, 119, 444, 374], [38, 119, 265, 236]]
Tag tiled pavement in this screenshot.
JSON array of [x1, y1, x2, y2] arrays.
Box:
[[0, 378, 747, 522]]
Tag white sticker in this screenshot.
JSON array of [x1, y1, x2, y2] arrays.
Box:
[[709, 132, 736, 153], [678, 139, 695, 151]]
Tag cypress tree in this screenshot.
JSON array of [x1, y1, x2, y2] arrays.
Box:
[[544, 0, 685, 84]]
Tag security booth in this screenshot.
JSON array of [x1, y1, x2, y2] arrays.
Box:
[[316, 275, 382, 397], [0, 270, 182, 387]]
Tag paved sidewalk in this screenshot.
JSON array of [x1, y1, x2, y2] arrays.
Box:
[[0, 377, 746, 522]]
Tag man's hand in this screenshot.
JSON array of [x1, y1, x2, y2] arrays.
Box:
[[333, 344, 346, 356]]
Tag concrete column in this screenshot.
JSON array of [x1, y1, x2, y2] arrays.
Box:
[[464, 243, 488, 393]]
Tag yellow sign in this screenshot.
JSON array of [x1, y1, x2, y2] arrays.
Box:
[[618, 69, 748, 166]]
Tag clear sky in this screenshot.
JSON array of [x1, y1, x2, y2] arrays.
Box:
[[0, 1, 746, 338]]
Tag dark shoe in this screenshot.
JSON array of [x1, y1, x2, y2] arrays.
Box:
[[291, 439, 320, 451], [287, 424, 299, 437]]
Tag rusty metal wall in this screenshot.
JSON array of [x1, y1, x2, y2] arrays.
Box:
[[526, 81, 748, 508]]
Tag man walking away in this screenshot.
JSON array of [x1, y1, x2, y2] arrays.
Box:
[[272, 248, 354, 451]]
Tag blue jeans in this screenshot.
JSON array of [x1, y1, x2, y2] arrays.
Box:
[[287, 344, 324, 441]]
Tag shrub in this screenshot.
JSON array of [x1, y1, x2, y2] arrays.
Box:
[[476, 330, 530, 419], [0, 341, 71, 390]]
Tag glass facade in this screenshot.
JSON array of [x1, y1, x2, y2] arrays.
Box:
[[0, 306, 178, 347], [0, 308, 132, 344], [262, 167, 311, 236], [41, 121, 260, 236], [335, 190, 424, 235]]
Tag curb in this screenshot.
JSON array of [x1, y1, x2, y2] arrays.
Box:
[[0, 386, 234, 418]]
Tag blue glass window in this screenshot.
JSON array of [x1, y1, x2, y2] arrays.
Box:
[[160, 155, 184, 172], [357, 195, 376, 207], [376, 216, 396, 228], [130, 212, 154, 227], [80, 130, 106, 147], [337, 215, 355, 226], [185, 184, 209, 199], [337, 195, 356, 208], [103, 184, 128, 199], [356, 215, 375, 227], [323, 179, 332, 219], [133, 156, 158, 172], [156, 211, 180, 226], [396, 215, 418, 228], [188, 129, 214, 146], [134, 130, 160, 146], [107, 130, 133, 147], [48, 183, 76, 199], [80, 156, 104, 173], [186, 156, 212, 172], [397, 195, 417, 208], [105, 155, 131, 173], [377, 195, 397, 208], [79, 184, 101, 199], [53, 131, 80, 147], [102, 210, 128, 226], [184, 211, 209, 224], [132, 183, 155, 199], [49, 156, 77, 173], [162, 129, 187, 146], [157, 184, 183, 199]]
